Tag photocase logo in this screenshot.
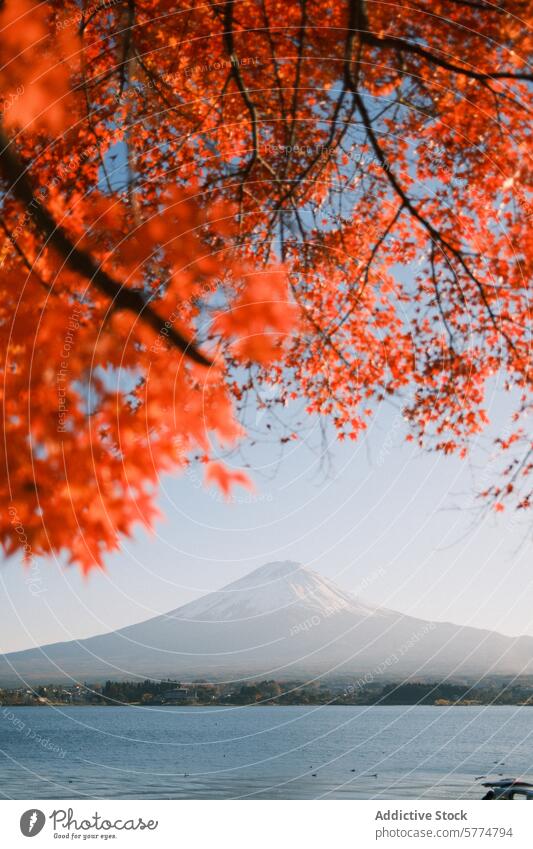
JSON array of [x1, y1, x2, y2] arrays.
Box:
[[20, 809, 46, 837]]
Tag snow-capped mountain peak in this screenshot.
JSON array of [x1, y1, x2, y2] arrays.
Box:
[[2, 559, 533, 684], [175, 560, 376, 622]]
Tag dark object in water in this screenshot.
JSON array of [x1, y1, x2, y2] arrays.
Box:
[[482, 779, 533, 800]]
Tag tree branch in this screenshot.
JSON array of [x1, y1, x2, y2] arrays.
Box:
[[0, 130, 211, 366]]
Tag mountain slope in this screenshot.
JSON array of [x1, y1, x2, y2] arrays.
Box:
[[1, 561, 532, 684]]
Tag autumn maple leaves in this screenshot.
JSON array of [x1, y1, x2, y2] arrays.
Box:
[[0, 0, 79, 133], [0, 1, 298, 570], [0, 0, 531, 571]]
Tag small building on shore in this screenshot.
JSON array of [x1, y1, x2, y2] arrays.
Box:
[[163, 688, 192, 703]]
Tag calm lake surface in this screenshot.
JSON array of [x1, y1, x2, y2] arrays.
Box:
[[1, 705, 532, 800]]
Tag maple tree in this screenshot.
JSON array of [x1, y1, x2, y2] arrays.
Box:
[[0, 0, 531, 571]]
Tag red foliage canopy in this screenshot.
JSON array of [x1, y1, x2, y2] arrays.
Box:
[[0, 0, 531, 570]]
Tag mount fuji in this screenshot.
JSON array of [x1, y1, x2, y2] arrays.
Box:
[[1, 560, 532, 684]]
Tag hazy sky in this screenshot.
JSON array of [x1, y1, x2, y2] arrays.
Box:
[[1, 372, 531, 654]]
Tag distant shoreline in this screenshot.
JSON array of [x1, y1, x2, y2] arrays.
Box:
[[3, 678, 533, 709]]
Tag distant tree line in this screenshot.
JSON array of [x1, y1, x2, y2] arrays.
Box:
[[2, 679, 533, 707]]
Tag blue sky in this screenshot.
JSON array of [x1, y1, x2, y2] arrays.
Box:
[[1, 375, 531, 655]]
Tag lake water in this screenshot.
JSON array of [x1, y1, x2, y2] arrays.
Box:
[[1, 705, 532, 800]]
